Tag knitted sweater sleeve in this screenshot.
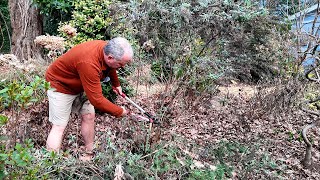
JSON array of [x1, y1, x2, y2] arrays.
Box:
[[76, 62, 123, 117]]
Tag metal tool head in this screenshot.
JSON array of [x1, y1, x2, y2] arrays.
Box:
[[144, 112, 160, 125], [130, 113, 161, 126]]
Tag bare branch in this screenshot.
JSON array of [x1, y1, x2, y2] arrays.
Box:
[[301, 120, 320, 167], [305, 57, 320, 82]]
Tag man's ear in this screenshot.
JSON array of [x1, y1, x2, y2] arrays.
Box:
[[107, 55, 114, 60], [105, 55, 114, 62]]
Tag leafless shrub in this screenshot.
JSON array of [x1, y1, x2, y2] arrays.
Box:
[[252, 79, 305, 115], [59, 24, 77, 38], [288, 1, 320, 168], [34, 35, 65, 60], [0, 54, 37, 72]]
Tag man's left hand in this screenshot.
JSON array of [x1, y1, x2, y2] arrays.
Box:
[[113, 86, 123, 95]]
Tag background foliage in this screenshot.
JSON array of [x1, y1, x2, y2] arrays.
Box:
[[0, 0, 11, 53], [32, 0, 73, 35], [125, 0, 293, 96]]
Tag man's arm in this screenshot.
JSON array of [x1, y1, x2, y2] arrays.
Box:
[[77, 62, 124, 117]]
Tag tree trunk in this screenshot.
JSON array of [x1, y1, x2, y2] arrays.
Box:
[[9, 0, 43, 62]]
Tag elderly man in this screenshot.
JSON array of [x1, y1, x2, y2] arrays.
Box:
[[45, 37, 132, 161]]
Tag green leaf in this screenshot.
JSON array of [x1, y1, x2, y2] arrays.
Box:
[[0, 115, 8, 125], [15, 144, 22, 151], [0, 153, 8, 161], [0, 88, 8, 94]]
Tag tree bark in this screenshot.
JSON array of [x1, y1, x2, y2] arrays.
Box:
[[9, 0, 43, 62]]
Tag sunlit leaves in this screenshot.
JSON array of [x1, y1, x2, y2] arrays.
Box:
[[0, 115, 8, 126], [0, 76, 48, 110]]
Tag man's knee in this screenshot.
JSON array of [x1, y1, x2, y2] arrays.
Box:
[[82, 113, 95, 122], [80, 100, 95, 115]]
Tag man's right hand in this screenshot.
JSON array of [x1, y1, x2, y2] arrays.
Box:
[[121, 106, 128, 116]]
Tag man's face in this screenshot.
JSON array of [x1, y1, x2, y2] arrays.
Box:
[[104, 53, 132, 69]]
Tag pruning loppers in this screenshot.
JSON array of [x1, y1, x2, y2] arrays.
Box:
[[112, 87, 160, 125]]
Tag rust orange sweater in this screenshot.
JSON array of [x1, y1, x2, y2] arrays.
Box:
[[45, 40, 123, 117]]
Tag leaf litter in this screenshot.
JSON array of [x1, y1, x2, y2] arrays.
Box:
[[23, 81, 320, 179]]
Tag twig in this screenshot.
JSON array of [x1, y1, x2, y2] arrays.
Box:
[[81, 164, 104, 179], [310, 2, 320, 36], [301, 121, 319, 167], [197, 32, 219, 57], [300, 95, 320, 168], [135, 49, 141, 98], [301, 96, 320, 116], [38, 169, 58, 178], [305, 57, 320, 82], [0, 24, 4, 50], [140, 143, 169, 159], [143, 122, 153, 154]]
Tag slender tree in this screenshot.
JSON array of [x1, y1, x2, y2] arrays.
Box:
[[9, 0, 43, 61]]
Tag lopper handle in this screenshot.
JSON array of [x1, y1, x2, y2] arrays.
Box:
[[112, 87, 160, 124], [112, 86, 145, 113]]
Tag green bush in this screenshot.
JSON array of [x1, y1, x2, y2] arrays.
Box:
[[0, 140, 69, 179], [0, 75, 49, 154], [101, 75, 134, 103], [58, 0, 115, 47], [0, 76, 49, 111], [125, 0, 293, 92], [32, 0, 73, 35]]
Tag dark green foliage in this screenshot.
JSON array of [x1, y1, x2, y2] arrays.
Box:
[[188, 164, 232, 180], [32, 0, 73, 35], [0, 0, 11, 53], [32, 0, 73, 16], [207, 140, 282, 178], [151, 61, 172, 82]]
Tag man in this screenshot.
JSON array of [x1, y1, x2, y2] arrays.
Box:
[[45, 37, 132, 161]]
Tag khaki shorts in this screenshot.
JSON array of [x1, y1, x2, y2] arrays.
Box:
[[47, 89, 95, 126]]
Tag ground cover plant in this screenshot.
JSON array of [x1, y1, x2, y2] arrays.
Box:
[[1, 0, 320, 179]]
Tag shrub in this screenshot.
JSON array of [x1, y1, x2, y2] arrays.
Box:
[[0, 76, 49, 111], [58, 0, 114, 48], [0, 74, 49, 150], [125, 0, 293, 92]]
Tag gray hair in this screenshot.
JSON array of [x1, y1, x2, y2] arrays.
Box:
[[103, 37, 133, 61]]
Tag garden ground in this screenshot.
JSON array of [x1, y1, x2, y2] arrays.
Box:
[[1, 63, 320, 179]]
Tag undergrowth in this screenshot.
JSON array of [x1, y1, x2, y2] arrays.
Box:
[[0, 136, 284, 179]]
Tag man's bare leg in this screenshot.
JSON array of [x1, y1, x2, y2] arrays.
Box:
[[80, 113, 95, 161], [46, 124, 66, 151]]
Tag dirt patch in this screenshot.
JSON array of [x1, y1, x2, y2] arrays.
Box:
[[0, 63, 14, 80], [218, 81, 256, 98]]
